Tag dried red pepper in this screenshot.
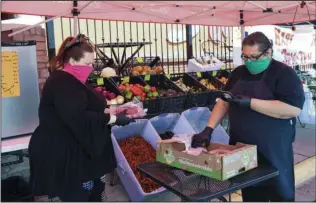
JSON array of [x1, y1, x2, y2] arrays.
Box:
[[118, 136, 160, 193]]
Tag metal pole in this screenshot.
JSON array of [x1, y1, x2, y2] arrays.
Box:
[[45, 16, 56, 61], [240, 10, 245, 65], [186, 25, 193, 62], [72, 0, 79, 36]]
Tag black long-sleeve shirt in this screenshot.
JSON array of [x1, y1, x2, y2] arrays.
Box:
[[29, 70, 116, 196]]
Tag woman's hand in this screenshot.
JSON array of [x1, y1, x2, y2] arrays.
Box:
[[114, 111, 135, 126]]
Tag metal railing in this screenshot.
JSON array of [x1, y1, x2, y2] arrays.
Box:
[[52, 18, 235, 74]]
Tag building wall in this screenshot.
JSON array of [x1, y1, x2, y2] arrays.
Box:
[[1, 25, 49, 93]]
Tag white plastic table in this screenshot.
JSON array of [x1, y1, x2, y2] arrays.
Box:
[[1, 135, 31, 153]]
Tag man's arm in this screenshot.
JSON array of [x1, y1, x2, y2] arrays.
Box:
[[250, 99, 301, 119], [250, 65, 305, 119], [206, 99, 230, 128]]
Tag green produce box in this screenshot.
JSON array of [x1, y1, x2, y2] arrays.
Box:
[[156, 140, 258, 180]]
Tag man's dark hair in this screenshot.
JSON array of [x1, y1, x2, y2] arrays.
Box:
[[242, 32, 273, 53]]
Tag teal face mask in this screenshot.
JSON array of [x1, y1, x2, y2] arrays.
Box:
[[244, 58, 271, 74]]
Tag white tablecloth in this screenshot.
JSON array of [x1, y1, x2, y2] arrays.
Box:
[[1, 135, 31, 153]]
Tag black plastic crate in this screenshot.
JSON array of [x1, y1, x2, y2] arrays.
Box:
[[189, 71, 225, 90], [168, 73, 212, 108], [209, 70, 230, 85], [110, 75, 147, 86], [109, 76, 147, 102], [168, 73, 208, 93], [121, 56, 163, 76], [209, 69, 231, 78], [188, 72, 223, 107], [86, 77, 122, 96], [140, 74, 187, 114]]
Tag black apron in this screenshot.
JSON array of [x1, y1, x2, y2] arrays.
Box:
[[228, 67, 295, 201]]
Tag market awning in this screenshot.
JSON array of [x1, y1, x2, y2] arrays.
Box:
[[2, 1, 315, 26]]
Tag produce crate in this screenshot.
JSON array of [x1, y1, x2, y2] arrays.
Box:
[[168, 73, 211, 108], [188, 72, 223, 107], [209, 69, 231, 78], [140, 74, 187, 114], [149, 113, 195, 136], [122, 56, 163, 76], [86, 77, 123, 98], [209, 70, 230, 85], [109, 75, 147, 102], [111, 120, 166, 201], [110, 75, 147, 87], [181, 107, 230, 144], [189, 71, 225, 90]]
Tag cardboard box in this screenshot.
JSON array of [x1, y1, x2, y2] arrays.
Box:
[[156, 140, 257, 180]]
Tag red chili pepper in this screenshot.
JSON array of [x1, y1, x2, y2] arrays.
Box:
[[130, 86, 143, 96], [151, 87, 156, 92], [118, 85, 125, 91]]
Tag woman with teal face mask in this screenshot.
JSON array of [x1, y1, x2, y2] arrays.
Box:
[[191, 32, 305, 202]]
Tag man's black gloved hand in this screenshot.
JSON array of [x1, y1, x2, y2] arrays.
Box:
[[191, 127, 214, 148], [115, 111, 135, 126], [220, 91, 251, 109]]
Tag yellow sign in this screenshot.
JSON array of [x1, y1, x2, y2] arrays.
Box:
[[1, 51, 20, 98], [197, 72, 202, 78], [212, 71, 217, 77], [97, 78, 104, 85], [136, 57, 143, 63], [144, 75, 150, 81], [122, 76, 130, 83]]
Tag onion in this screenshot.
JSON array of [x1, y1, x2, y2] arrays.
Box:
[[101, 67, 117, 78], [109, 99, 118, 105], [116, 95, 124, 105]]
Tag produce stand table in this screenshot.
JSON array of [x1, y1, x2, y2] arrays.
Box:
[[96, 42, 152, 74], [137, 162, 279, 202]]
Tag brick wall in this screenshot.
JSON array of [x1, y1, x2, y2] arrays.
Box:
[[2, 26, 49, 93]]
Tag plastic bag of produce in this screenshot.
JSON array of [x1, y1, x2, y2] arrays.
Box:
[[104, 100, 147, 118], [172, 133, 194, 151], [149, 113, 195, 135], [167, 133, 207, 156], [181, 107, 230, 144]]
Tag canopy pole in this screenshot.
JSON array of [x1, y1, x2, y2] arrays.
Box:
[[240, 10, 245, 65], [72, 0, 79, 36]]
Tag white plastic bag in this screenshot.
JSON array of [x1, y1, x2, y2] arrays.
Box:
[[104, 100, 147, 118]]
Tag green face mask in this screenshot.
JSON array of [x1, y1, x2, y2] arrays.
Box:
[[244, 58, 271, 74]]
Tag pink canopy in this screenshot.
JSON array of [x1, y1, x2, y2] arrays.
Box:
[[2, 1, 315, 26]]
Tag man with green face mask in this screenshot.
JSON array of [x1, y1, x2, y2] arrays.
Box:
[[191, 32, 305, 202]]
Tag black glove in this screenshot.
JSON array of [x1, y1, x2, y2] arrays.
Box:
[[220, 91, 251, 109], [191, 127, 214, 148], [115, 111, 135, 126]]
